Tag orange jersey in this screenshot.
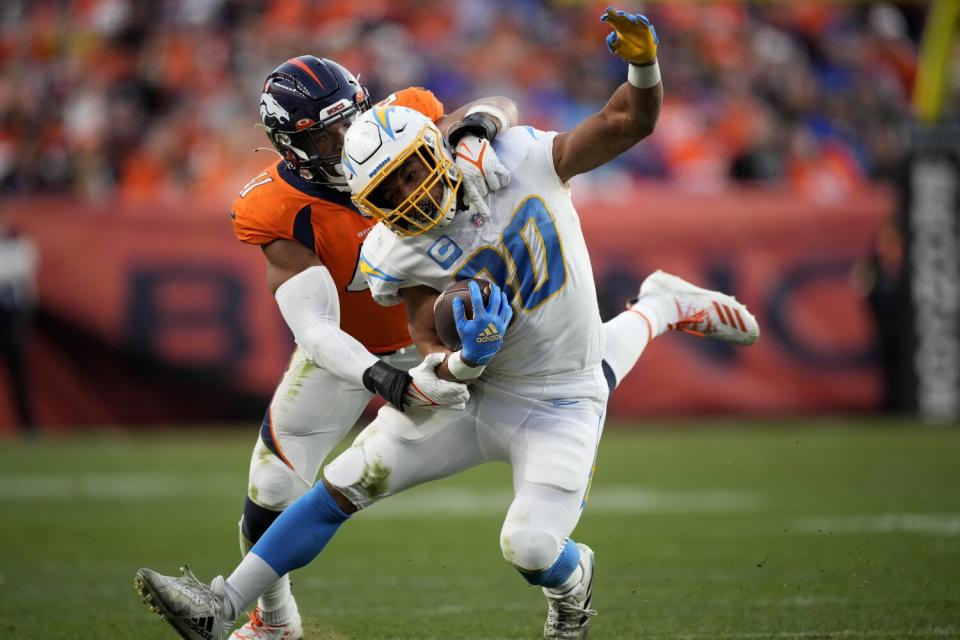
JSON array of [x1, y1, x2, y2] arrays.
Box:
[[231, 87, 444, 354]]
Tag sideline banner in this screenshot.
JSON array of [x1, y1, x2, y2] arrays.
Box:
[[902, 126, 960, 422], [1, 186, 891, 427], [583, 186, 890, 417]]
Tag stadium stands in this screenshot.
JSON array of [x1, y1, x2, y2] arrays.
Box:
[[0, 1, 922, 204]]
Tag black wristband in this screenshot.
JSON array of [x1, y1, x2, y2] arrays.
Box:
[[362, 361, 411, 412], [446, 112, 499, 149]]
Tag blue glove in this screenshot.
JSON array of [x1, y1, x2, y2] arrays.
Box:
[[601, 7, 659, 65], [453, 281, 513, 366]]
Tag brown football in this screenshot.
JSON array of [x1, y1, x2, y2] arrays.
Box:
[[433, 278, 493, 350]]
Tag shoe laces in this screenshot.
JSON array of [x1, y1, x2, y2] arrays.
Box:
[[179, 565, 225, 595], [247, 607, 267, 629], [243, 607, 290, 631], [554, 599, 597, 618], [546, 593, 597, 634], [178, 565, 232, 617], [669, 300, 711, 337], [178, 564, 203, 586]]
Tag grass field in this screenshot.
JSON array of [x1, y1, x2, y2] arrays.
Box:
[[1, 420, 958, 640]]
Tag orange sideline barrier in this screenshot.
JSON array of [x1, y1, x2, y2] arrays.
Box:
[[1, 185, 892, 428]]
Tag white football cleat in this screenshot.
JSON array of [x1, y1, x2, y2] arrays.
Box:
[[134, 566, 235, 640], [543, 543, 597, 639], [634, 270, 760, 345], [229, 607, 303, 640]]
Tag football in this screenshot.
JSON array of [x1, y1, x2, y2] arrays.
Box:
[[433, 278, 493, 350]]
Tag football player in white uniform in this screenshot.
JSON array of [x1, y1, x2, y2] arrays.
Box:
[[223, 56, 518, 640], [134, 9, 759, 640]]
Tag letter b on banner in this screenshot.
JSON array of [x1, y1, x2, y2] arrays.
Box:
[[125, 265, 249, 372]]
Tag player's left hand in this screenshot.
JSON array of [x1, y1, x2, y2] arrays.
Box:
[[455, 135, 510, 220], [404, 352, 470, 410], [601, 6, 658, 66]]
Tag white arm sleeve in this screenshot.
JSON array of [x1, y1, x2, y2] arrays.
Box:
[[274, 266, 378, 384]]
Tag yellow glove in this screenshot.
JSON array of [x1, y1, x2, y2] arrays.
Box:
[[601, 6, 659, 66]]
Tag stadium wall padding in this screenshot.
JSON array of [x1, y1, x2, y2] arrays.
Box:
[[1, 186, 892, 428]]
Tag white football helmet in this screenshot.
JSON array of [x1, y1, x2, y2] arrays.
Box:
[[342, 106, 461, 237]]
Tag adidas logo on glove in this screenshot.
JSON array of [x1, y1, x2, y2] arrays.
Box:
[[475, 322, 501, 344]]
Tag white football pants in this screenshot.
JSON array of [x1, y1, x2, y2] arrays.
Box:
[[246, 345, 422, 511], [323, 378, 607, 573]]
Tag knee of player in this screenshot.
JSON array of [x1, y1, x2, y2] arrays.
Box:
[[240, 496, 283, 547], [248, 464, 299, 510], [323, 441, 396, 502], [499, 528, 562, 573]]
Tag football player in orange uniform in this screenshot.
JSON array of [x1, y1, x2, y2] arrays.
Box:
[[227, 55, 518, 640]]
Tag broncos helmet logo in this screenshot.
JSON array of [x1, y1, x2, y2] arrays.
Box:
[[259, 92, 291, 125]]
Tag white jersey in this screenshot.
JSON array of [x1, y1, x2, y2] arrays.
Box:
[[361, 126, 606, 400]]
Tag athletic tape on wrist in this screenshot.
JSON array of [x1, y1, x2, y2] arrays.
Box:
[[446, 350, 485, 380], [465, 105, 510, 134], [627, 60, 660, 89]]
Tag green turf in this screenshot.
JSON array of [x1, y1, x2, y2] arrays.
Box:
[[1, 421, 958, 639]]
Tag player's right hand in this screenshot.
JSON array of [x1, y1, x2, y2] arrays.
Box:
[[456, 135, 510, 222], [453, 281, 513, 366], [404, 352, 470, 410], [601, 7, 658, 66]]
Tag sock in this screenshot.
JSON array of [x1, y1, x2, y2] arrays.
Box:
[[601, 292, 678, 387], [549, 564, 584, 595], [259, 584, 296, 626], [223, 553, 279, 620], [519, 539, 581, 588], [224, 483, 351, 615], [239, 515, 295, 624], [631, 292, 679, 337]]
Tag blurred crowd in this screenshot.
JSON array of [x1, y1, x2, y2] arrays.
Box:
[[0, 0, 924, 205]]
